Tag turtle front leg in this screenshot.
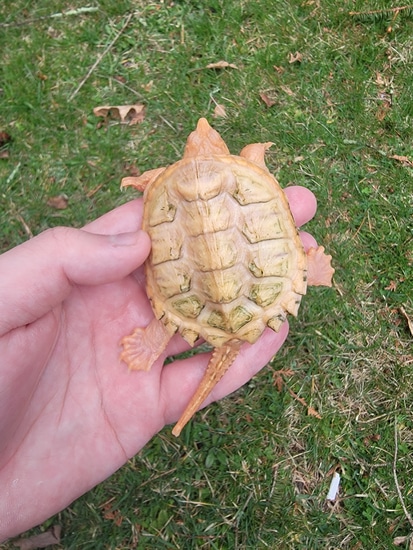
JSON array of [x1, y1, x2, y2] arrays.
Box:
[[121, 167, 166, 192], [120, 317, 172, 371]]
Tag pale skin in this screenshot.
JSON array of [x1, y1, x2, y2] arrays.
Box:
[[0, 188, 317, 542]]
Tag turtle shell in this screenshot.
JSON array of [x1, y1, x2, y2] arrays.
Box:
[[142, 153, 308, 348]]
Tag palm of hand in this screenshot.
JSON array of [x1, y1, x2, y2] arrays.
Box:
[[0, 189, 313, 537]]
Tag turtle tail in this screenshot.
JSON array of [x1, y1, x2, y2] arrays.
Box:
[[172, 340, 243, 437]]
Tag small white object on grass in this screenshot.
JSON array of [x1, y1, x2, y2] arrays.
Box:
[[326, 472, 340, 501]]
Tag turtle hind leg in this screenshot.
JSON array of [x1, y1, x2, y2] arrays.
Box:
[[307, 246, 334, 287], [172, 340, 243, 437], [120, 317, 172, 371]]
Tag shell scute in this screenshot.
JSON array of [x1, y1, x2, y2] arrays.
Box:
[[202, 267, 244, 303], [181, 193, 232, 236], [249, 281, 283, 307], [151, 263, 191, 298], [147, 184, 177, 226], [150, 224, 183, 264], [172, 295, 204, 318], [207, 304, 253, 333], [241, 200, 285, 243], [232, 172, 275, 205], [188, 229, 239, 272], [248, 240, 291, 278]]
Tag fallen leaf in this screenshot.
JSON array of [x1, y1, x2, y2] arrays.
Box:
[[273, 65, 285, 74], [308, 406, 322, 419], [101, 502, 124, 527], [272, 369, 294, 392], [47, 194, 69, 209], [273, 372, 284, 392], [141, 80, 154, 92], [280, 84, 295, 96], [385, 280, 398, 291], [390, 154, 413, 167], [288, 51, 303, 63], [205, 60, 238, 70], [0, 149, 9, 159], [376, 102, 390, 121], [259, 92, 276, 108], [13, 525, 61, 549], [213, 103, 227, 118], [93, 103, 145, 125], [286, 386, 322, 419], [0, 131, 12, 146], [375, 72, 386, 87]]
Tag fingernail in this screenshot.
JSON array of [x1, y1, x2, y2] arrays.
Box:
[[110, 231, 142, 247]]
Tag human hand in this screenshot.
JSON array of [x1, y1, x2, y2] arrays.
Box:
[[0, 187, 317, 541]]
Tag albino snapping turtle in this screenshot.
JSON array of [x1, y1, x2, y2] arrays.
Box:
[[120, 118, 334, 436]]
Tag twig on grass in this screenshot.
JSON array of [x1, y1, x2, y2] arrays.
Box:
[[68, 12, 134, 101], [0, 6, 99, 28], [393, 419, 413, 529], [349, 5, 413, 16]]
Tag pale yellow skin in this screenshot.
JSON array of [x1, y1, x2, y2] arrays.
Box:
[[120, 118, 334, 436]]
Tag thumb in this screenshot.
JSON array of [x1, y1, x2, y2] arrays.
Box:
[[0, 227, 151, 335]]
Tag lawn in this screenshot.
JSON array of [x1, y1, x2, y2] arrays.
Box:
[[1, 0, 412, 548]]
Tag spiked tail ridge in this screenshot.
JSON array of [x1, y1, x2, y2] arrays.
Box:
[[172, 340, 243, 437]]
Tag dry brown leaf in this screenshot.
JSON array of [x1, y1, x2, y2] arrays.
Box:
[[47, 194, 69, 210], [272, 369, 295, 392], [286, 387, 322, 419], [385, 280, 398, 291], [376, 102, 390, 121], [101, 501, 124, 527], [142, 80, 154, 92], [308, 406, 322, 419], [93, 103, 145, 125], [13, 525, 61, 549], [213, 103, 227, 118], [205, 60, 238, 70], [288, 51, 303, 63], [280, 84, 295, 96], [273, 372, 284, 393], [259, 92, 276, 108], [0, 131, 12, 146], [390, 154, 413, 167]]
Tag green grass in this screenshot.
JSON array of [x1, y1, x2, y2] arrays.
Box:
[[1, 0, 413, 548]]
